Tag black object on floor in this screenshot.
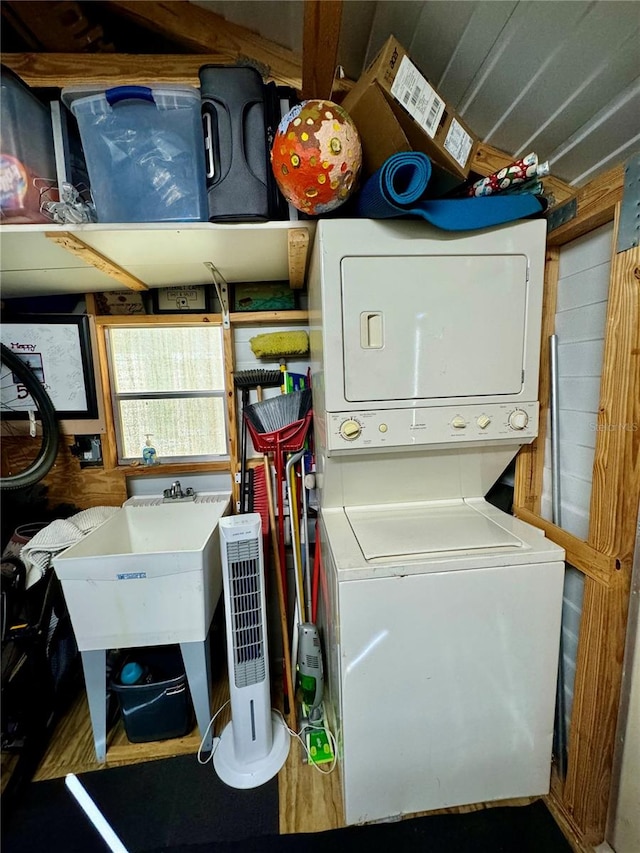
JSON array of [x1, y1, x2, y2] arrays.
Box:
[[2, 753, 279, 853]]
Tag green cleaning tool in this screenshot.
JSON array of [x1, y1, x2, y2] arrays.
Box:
[[297, 623, 324, 722]]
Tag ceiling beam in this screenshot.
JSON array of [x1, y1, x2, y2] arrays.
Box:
[[302, 0, 343, 100], [2, 1, 113, 52], [104, 0, 304, 87]]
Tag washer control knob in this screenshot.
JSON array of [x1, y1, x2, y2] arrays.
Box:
[[508, 409, 529, 430], [340, 419, 362, 441], [477, 415, 491, 429], [451, 416, 467, 429]]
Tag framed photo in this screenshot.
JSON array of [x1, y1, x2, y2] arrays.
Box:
[[152, 285, 210, 314], [1, 315, 98, 419]]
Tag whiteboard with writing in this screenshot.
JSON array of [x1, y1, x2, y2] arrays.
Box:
[[2, 321, 91, 415]]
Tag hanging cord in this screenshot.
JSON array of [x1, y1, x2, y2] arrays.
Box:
[[196, 699, 230, 765]]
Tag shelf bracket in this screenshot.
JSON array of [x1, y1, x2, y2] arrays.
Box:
[[205, 261, 230, 328], [45, 231, 149, 291], [288, 228, 310, 289]]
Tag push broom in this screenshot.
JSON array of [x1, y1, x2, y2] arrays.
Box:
[[233, 369, 281, 513]]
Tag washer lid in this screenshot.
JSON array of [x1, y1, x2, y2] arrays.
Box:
[[345, 501, 523, 560]]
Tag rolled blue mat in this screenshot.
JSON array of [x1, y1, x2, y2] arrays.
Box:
[[356, 152, 547, 230]]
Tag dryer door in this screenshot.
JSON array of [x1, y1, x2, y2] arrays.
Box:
[[341, 254, 528, 403]]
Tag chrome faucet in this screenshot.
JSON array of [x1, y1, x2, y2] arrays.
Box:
[[162, 481, 195, 502]]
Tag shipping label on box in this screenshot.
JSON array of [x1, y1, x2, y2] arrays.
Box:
[[343, 35, 478, 182], [444, 118, 474, 170], [390, 56, 446, 140]]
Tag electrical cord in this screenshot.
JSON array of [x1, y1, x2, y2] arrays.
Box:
[[197, 701, 337, 776], [196, 699, 230, 765], [273, 708, 338, 775]]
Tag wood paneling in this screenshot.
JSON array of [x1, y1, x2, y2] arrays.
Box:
[[515, 176, 639, 847], [0, 434, 126, 509]]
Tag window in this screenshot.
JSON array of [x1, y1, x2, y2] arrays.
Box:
[[107, 325, 227, 464]]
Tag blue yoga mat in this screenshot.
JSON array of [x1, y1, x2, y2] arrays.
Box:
[[356, 152, 547, 230]]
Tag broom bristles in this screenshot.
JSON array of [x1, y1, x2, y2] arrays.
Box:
[[244, 388, 312, 434]]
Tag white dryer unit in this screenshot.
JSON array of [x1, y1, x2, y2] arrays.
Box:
[[308, 218, 565, 825]]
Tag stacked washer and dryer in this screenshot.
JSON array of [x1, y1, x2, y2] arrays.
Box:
[[308, 218, 565, 825]]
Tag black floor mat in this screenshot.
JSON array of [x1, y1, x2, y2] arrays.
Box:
[[2, 753, 279, 853], [3, 754, 572, 853], [147, 800, 573, 853]]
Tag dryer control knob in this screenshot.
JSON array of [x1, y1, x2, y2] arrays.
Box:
[[477, 415, 491, 429], [340, 419, 362, 441], [452, 416, 467, 429], [508, 409, 529, 430]]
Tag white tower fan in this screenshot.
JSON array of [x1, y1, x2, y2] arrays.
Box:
[[215, 513, 290, 788]]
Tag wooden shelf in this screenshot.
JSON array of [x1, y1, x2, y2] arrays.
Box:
[[0, 220, 316, 298], [93, 310, 308, 325]]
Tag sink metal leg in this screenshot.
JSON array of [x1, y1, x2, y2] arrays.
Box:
[[80, 649, 107, 763], [180, 639, 213, 752]]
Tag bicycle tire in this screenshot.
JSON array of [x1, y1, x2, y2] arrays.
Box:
[[0, 343, 59, 490]]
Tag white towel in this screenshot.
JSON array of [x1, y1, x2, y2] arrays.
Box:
[[20, 506, 120, 588]]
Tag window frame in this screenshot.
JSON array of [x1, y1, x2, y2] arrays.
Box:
[[105, 323, 229, 466]]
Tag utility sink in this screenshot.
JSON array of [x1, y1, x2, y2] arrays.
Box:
[[54, 494, 231, 762], [54, 497, 231, 651]]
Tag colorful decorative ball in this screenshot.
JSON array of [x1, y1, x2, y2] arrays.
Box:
[[270, 99, 362, 215]]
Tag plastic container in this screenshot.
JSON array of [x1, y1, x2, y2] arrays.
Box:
[[0, 66, 57, 223], [66, 85, 208, 223], [112, 646, 194, 743]]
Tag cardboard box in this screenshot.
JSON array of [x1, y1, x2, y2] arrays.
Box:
[[343, 35, 479, 192]]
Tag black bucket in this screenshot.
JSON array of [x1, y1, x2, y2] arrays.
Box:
[[112, 646, 194, 743]]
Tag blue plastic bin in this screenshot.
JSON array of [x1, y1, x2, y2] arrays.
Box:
[[67, 85, 208, 223]]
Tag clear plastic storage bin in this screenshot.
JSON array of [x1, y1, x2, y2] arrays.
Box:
[[66, 85, 208, 223], [1, 66, 57, 223]]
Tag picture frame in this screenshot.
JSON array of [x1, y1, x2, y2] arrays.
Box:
[[152, 285, 211, 314], [1, 314, 99, 419], [232, 281, 296, 312]]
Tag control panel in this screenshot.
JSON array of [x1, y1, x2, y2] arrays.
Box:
[[326, 402, 539, 452]]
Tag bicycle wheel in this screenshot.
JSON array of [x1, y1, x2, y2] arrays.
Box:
[[0, 343, 59, 490]]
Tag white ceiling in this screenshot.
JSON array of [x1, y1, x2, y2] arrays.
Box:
[[193, 0, 640, 188]]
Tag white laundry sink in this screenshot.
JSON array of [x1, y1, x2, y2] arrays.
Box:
[[54, 497, 231, 651]]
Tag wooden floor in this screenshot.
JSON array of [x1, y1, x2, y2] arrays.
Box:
[[3, 663, 344, 836]]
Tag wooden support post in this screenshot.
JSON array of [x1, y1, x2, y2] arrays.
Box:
[[562, 207, 640, 844], [302, 0, 343, 100], [287, 228, 310, 289]]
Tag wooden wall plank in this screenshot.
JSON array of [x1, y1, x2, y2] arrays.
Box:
[[514, 508, 615, 584], [547, 163, 625, 247], [559, 207, 640, 844], [46, 232, 149, 291], [302, 0, 343, 100], [588, 227, 640, 558], [563, 571, 632, 845]]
